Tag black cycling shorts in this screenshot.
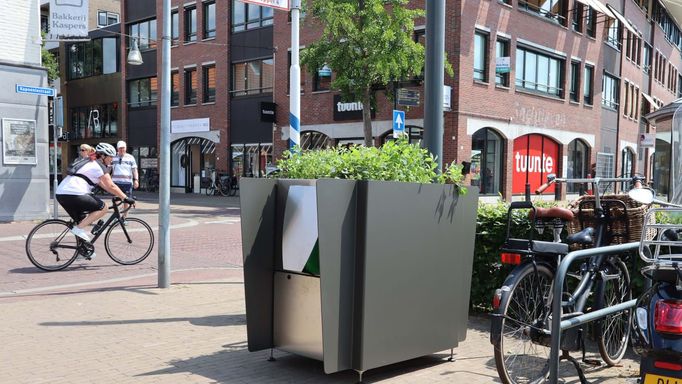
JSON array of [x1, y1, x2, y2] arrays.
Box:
[[56, 194, 105, 223]]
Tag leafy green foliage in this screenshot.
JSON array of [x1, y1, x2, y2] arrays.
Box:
[[41, 33, 59, 83], [276, 137, 464, 189], [301, 0, 428, 146]]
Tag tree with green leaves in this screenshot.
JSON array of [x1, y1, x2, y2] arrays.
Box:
[[41, 33, 59, 84], [301, 0, 426, 147]]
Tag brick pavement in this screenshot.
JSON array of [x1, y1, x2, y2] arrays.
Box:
[[0, 192, 643, 383]]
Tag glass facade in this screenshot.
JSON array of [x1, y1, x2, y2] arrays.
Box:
[[128, 77, 158, 108], [70, 103, 119, 139], [128, 19, 157, 50], [67, 38, 119, 80]]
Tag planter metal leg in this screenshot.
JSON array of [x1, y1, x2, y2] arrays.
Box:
[[267, 348, 276, 362], [355, 370, 364, 383], [448, 348, 454, 362]]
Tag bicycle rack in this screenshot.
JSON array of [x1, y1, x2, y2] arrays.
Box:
[[548, 242, 639, 383]]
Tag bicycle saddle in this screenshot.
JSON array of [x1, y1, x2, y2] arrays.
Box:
[[566, 227, 594, 245], [528, 207, 575, 221]]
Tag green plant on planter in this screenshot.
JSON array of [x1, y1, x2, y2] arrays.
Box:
[[276, 137, 466, 193]]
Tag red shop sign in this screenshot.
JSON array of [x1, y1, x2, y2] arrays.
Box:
[[512, 134, 559, 194]]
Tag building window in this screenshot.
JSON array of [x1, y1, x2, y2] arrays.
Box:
[[518, 0, 566, 26], [184, 68, 197, 104], [128, 19, 157, 50], [596, 152, 615, 192], [474, 31, 488, 82], [171, 10, 179, 44], [204, 1, 216, 39], [171, 71, 179, 107], [495, 39, 510, 87], [584, 65, 594, 105], [471, 128, 504, 196], [232, 58, 274, 96], [128, 77, 158, 108], [69, 104, 118, 139], [643, 43, 652, 73], [602, 72, 619, 110], [67, 37, 119, 80], [515, 46, 564, 97], [572, 3, 583, 33], [586, 7, 596, 37], [621, 147, 635, 185], [232, 0, 274, 32], [605, 18, 621, 49], [185, 6, 197, 42], [567, 139, 589, 193], [570, 61, 580, 102], [97, 11, 119, 27], [313, 66, 332, 92], [203, 65, 216, 103]]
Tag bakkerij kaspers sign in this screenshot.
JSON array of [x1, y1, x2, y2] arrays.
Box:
[[49, 0, 89, 40]]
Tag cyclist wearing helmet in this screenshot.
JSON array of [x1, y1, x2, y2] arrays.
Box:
[[56, 142, 134, 243]]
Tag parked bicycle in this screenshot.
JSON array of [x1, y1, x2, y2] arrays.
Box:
[[205, 169, 231, 196], [143, 168, 159, 192], [491, 175, 644, 384], [25, 197, 155, 271]]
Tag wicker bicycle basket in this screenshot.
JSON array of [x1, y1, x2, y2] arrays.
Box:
[[566, 194, 655, 248]]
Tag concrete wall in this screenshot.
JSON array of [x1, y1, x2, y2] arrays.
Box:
[[0, 63, 50, 221]]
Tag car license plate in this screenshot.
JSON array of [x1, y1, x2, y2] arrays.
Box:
[[644, 374, 681, 384]]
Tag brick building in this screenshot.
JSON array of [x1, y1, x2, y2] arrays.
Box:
[[272, 0, 682, 201]]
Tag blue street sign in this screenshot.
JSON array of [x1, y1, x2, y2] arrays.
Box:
[[16, 84, 55, 97], [392, 109, 405, 138]]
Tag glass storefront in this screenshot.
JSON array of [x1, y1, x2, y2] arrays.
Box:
[[171, 137, 218, 192], [231, 143, 273, 178], [471, 128, 504, 196]]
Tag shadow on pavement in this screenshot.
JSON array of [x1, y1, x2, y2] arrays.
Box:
[[40, 313, 245, 328]]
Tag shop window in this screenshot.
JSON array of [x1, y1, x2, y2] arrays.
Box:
[[474, 31, 488, 82], [512, 134, 559, 195], [471, 128, 504, 196], [204, 1, 216, 39], [69, 103, 118, 139], [566, 139, 589, 193], [185, 6, 197, 42]]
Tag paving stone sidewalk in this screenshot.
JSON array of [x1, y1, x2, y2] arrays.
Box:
[[0, 269, 641, 384]]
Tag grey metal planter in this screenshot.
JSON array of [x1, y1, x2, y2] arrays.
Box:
[[240, 178, 478, 375]]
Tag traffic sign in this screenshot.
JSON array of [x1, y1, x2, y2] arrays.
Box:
[[392, 110, 406, 138], [16, 84, 55, 97]]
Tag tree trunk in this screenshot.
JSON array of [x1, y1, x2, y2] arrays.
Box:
[[362, 88, 373, 147]]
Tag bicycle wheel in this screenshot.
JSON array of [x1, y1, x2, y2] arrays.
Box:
[[104, 218, 154, 265], [218, 180, 230, 196], [205, 184, 214, 196], [493, 263, 555, 384], [25, 220, 80, 271], [595, 257, 632, 366]]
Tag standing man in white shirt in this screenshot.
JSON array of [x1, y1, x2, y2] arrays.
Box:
[[112, 141, 139, 216]]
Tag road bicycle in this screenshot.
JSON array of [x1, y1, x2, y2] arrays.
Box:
[[491, 175, 644, 384], [205, 169, 231, 196], [25, 197, 155, 271]]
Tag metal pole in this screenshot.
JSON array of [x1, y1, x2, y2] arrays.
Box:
[[158, 0, 171, 288], [289, 0, 301, 149], [424, 0, 445, 171], [52, 122, 58, 219]]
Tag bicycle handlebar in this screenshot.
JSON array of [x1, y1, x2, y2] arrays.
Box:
[[535, 175, 644, 195]]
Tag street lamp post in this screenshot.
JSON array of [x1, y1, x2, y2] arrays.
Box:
[[424, 0, 445, 171], [127, 13, 171, 288]]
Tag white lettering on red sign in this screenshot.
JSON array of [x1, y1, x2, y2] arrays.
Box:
[[514, 152, 554, 173]]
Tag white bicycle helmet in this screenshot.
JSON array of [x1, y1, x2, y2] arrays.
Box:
[[95, 142, 116, 157]]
